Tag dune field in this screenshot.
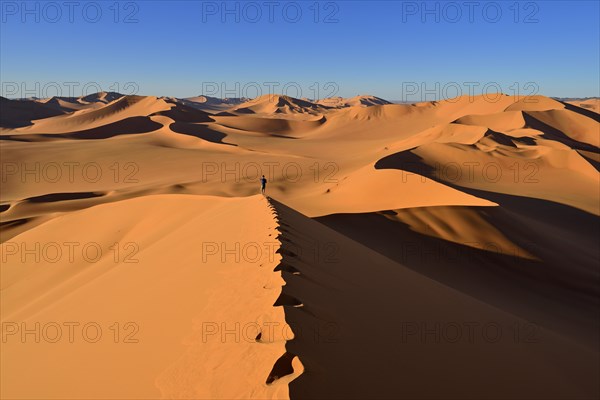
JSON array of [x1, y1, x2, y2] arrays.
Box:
[[1, 92, 599, 399]]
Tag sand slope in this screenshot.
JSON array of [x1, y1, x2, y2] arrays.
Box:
[[1, 92, 598, 398], [0, 97, 66, 128], [1, 194, 300, 399], [272, 199, 598, 399], [317, 95, 392, 108], [566, 98, 600, 113], [230, 94, 331, 115]]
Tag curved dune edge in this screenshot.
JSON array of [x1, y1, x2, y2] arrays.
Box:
[[287, 164, 497, 218], [1, 193, 599, 399], [2, 93, 597, 221], [268, 198, 599, 399], [0, 194, 302, 399], [155, 195, 304, 399]]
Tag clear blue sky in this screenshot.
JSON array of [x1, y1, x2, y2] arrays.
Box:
[[1, 0, 598, 100]]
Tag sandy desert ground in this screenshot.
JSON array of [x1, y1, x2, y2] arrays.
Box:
[[1, 92, 599, 399]]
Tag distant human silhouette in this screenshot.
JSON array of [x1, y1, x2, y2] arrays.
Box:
[[260, 175, 267, 195]]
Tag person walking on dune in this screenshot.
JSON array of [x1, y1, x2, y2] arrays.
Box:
[[260, 175, 267, 195]]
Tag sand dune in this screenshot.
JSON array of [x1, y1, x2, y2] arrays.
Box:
[[566, 98, 600, 113], [1, 195, 300, 399], [0, 97, 65, 128], [211, 114, 325, 137], [273, 199, 598, 399], [175, 95, 248, 112], [79, 91, 125, 104], [230, 94, 331, 115], [1, 91, 598, 399], [17, 95, 173, 134], [318, 201, 600, 344], [40, 97, 95, 113], [454, 110, 526, 132], [317, 94, 392, 108], [504, 95, 565, 112], [526, 109, 599, 147], [38, 92, 126, 114]]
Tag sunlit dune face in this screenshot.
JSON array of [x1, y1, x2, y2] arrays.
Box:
[[1, 92, 598, 399]]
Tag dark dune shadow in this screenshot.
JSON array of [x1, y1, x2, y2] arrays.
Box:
[[576, 150, 600, 172], [485, 129, 517, 146], [376, 124, 597, 175], [0, 97, 65, 128], [522, 112, 598, 152], [375, 149, 433, 175], [375, 150, 599, 270], [62, 116, 163, 139], [270, 133, 298, 139], [0, 216, 35, 242], [371, 151, 600, 344], [231, 107, 255, 114], [26, 192, 104, 203], [0, 131, 37, 141], [153, 103, 215, 123], [80, 92, 124, 103], [480, 129, 537, 146], [376, 149, 598, 240], [0, 217, 30, 228], [267, 198, 599, 399], [560, 101, 600, 122], [483, 129, 537, 146], [0, 135, 43, 142], [317, 206, 600, 349], [214, 115, 323, 137], [1, 117, 164, 141], [169, 122, 236, 146]]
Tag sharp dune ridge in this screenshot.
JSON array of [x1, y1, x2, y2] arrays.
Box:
[[1, 91, 599, 398], [270, 197, 599, 399], [3, 195, 597, 398]]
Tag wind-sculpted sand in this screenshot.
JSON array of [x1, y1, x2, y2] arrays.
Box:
[[1, 93, 598, 398]]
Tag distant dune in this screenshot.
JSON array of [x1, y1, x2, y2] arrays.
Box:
[[565, 98, 600, 113], [229, 94, 332, 115], [174, 95, 249, 112], [0, 97, 66, 128], [1, 91, 598, 399], [317, 94, 392, 108]]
